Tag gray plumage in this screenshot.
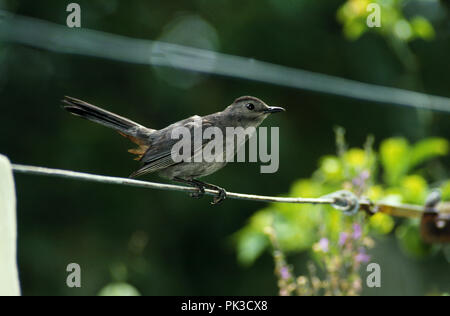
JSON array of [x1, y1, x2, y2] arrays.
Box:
[[63, 96, 285, 204]]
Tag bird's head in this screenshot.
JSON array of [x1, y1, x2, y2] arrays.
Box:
[[223, 96, 285, 125]]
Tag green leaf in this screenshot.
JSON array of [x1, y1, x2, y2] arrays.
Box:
[[393, 19, 413, 41], [401, 175, 428, 205], [318, 156, 344, 182], [274, 214, 319, 252], [396, 221, 437, 259], [409, 138, 448, 170], [98, 282, 141, 296], [344, 148, 368, 173], [236, 230, 269, 266], [369, 213, 395, 235], [234, 209, 275, 265], [442, 181, 450, 202], [343, 20, 366, 41], [380, 138, 410, 186], [411, 16, 435, 40]]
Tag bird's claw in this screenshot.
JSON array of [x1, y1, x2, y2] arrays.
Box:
[[175, 177, 226, 204], [211, 187, 227, 205], [190, 186, 205, 199]]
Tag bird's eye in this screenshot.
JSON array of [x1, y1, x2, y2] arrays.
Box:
[[246, 103, 255, 110]]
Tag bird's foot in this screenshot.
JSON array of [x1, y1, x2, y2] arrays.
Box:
[[190, 185, 205, 199], [210, 186, 227, 205], [173, 178, 226, 205], [174, 177, 205, 199], [188, 180, 227, 205]]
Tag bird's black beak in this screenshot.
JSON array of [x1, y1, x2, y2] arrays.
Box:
[[264, 106, 286, 114]]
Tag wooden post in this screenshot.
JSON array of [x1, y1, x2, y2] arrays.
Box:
[[0, 155, 21, 295]]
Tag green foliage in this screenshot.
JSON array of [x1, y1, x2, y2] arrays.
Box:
[[442, 181, 450, 201], [235, 136, 449, 266], [380, 138, 410, 186], [396, 220, 438, 258], [266, 223, 373, 296], [236, 213, 271, 266], [369, 212, 395, 235], [98, 282, 141, 296], [410, 138, 449, 170], [380, 138, 448, 187], [337, 0, 436, 42]]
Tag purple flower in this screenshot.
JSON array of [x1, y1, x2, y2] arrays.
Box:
[[280, 267, 291, 280], [352, 170, 370, 187], [355, 248, 371, 264], [352, 178, 362, 187], [318, 238, 329, 253], [353, 224, 362, 240], [360, 170, 370, 180], [339, 232, 349, 246]]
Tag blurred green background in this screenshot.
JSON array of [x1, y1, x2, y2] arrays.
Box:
[[0, 0, 449, 295]]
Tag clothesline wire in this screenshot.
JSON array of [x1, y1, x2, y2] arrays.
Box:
[[11, 163, 437, 219]]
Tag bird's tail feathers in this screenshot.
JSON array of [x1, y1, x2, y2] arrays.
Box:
[[63, 96, 144, 134], [63, 96, 152, 160]]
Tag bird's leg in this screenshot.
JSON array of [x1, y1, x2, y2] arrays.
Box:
[[173, 177, 205, 199], [191, 179, 227, 205]]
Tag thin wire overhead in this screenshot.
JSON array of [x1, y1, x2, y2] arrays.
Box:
[[0, 10, 449, 113]]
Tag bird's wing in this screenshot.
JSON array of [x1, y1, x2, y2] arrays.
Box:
[[129, 117, 214, 178]]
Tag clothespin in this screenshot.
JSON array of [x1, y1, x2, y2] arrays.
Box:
[[421, 191, 450, 244]]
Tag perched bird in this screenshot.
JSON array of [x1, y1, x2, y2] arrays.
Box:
[[63, 96, 285, 204]]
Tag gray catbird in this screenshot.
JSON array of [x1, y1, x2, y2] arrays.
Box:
[[63, 96, 285, 204]]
